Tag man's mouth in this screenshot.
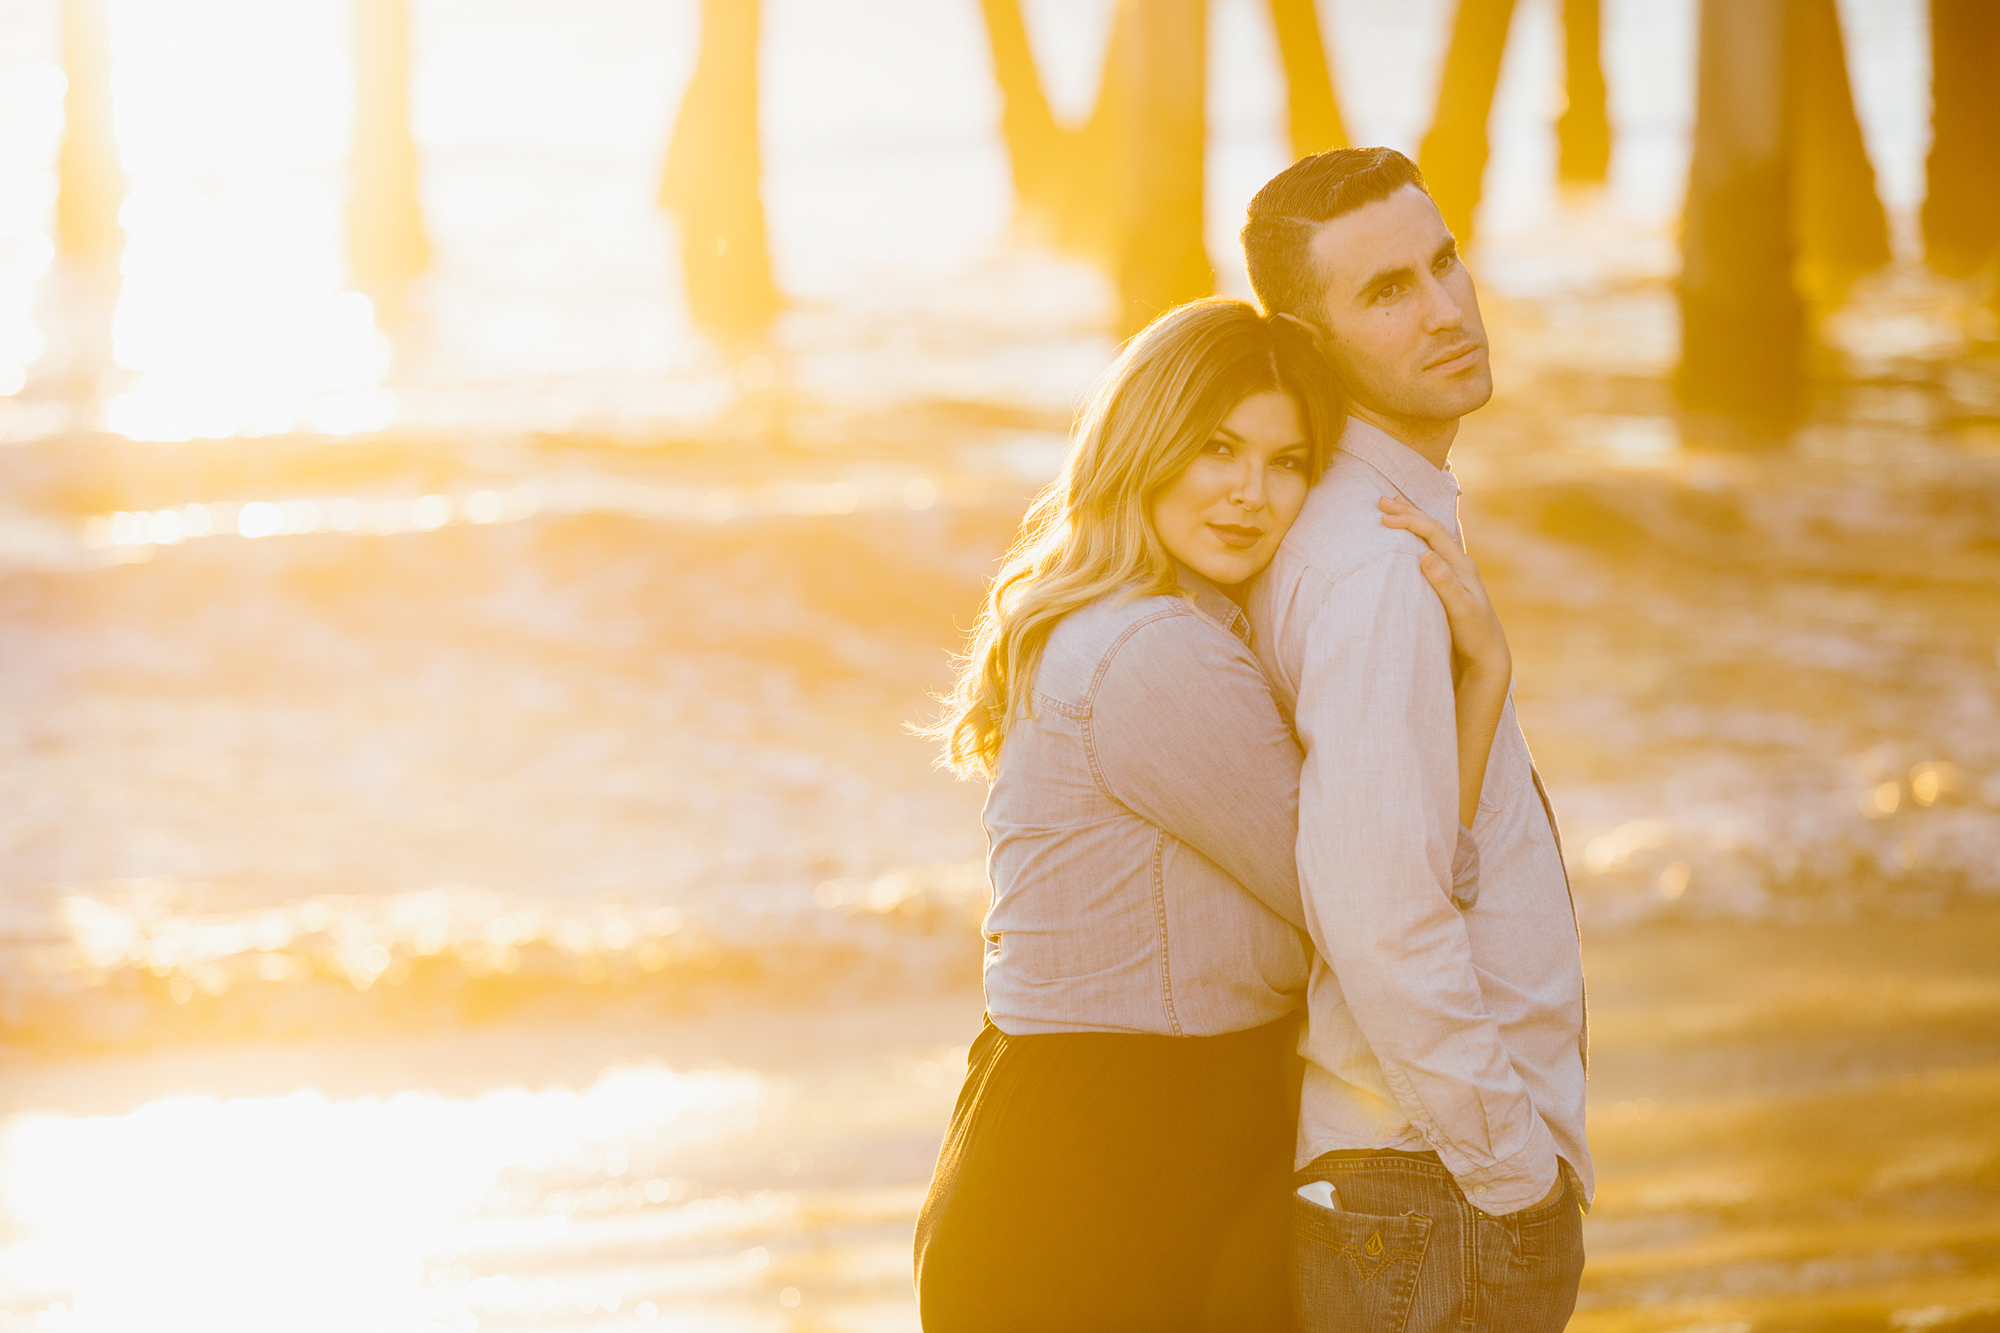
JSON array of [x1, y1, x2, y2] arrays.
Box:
[[1424, 341, 1483, 372], [1206, 522, 1265, 550]]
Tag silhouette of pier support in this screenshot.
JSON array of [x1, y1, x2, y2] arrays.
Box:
[[979, 0, 1212, 337], [1923, 0, 2000, 284], [1414, 0, 1611, 236], [979, 0, 1063, 222], [660, 0, 780, 354], [1103, 0, 1210, 336], [348, 0, 431, 328], [57, 0, 122, 271], [1788, 0, 1889, 311], [1267, 0, 1345, 157], [1677, 0, 1888, 430], [47, 0, 122, 402], [1679, 1, 1799, 426], [1418, 0, 1516, 243], [1557, 0, 1609, 182]]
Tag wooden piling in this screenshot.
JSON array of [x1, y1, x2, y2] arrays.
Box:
[[348, 0, 431, 326], [1106, 0, 1211, 337], [1788, 0, 1890, 311], [978, 0, 1064, 217], [976, 0, 1211, 335], [1266, 0, 1345, 158], [1922, 0, 2000, 279], [57, 0, 123, 269], [1417, 0, 1517, 242], [1557, 0, 1609, 183], [660, 0, 780, 350], [1677, 0, 1801, 426]]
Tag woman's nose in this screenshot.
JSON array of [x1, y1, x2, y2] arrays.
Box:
[[1229, 460, 1266, 509]]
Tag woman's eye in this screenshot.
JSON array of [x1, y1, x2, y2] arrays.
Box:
[[1273, 455, 1305, 472], [1205, 439, 1234, 456]]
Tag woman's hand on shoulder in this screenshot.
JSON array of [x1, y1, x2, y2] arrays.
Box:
[[1378, 495, 1511, 688]]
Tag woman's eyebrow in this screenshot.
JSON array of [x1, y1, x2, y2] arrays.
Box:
[[1211, 425, 1245, 442]]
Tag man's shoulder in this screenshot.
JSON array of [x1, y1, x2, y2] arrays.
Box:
[[1271, 458, 1429, 583]]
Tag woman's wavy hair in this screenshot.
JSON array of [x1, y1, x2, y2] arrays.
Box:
[[927, 297, 1346, 779]]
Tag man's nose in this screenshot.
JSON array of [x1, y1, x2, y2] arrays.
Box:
[[1420, 273, 1465, 334]]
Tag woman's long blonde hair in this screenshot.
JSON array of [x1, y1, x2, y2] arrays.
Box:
[[928, 297, 1346, 779]]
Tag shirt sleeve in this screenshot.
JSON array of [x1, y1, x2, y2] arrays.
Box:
[[1088, 611, 1308, 932], [1293, 552, 1559, 1213]]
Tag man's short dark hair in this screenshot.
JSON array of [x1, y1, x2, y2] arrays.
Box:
[[1241, 148, 1430, 329]]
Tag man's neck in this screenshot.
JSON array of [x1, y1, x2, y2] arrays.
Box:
[[1347, 403, 1458, 470]]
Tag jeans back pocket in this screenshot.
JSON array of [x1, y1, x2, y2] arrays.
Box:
[[1292, 1196, 1433, 1333]]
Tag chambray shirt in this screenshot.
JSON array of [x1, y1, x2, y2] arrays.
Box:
[[1250, 417, 1593, 1215], [981, 573, 1311, 1037]]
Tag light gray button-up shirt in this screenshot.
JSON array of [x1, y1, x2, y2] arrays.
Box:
[[982, 573, 1310, 1037], [1249, 417, 1593, 1214]]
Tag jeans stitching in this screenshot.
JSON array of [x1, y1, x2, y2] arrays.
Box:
[[1294, 1201, 1431, 1333]]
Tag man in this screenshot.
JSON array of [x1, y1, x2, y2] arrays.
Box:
[[1241, 148, 1591, 1331]]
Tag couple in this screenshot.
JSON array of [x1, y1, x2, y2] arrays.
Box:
[[913, 148, 1591, 1332]]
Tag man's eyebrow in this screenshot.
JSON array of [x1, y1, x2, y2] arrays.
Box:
[[1352, 263, 1415, 300], [1352, 237, 1460, 301]]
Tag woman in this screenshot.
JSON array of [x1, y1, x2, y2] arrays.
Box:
[[914, 298, 1511, 1331]]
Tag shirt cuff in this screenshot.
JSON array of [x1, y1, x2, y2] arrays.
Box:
[[1448, 1130, 1560, 1215]]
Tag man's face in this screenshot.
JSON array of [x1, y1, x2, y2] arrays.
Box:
[[1306, 185, 1492, 429]]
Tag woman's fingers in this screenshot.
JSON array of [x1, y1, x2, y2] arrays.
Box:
[[1419, 550, 1472, 609], [1389, 497, 1510, 677], [1381, 497, 1482, 590], [1378, 496, 1455, 552]]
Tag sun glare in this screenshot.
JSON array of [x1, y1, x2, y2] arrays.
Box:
[[0, 1066, 764, 1332], [97, 0, 395, 443]]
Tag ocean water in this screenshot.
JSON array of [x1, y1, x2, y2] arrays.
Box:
[[0, 0, 1994, 1047]]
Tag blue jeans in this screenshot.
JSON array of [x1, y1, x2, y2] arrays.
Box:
[[1291, 1151, 1583, 1333]]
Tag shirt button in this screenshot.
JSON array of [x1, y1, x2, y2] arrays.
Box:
[[1473, 1185, 1488, 1196]]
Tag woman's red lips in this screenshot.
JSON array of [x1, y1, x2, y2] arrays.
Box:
[[1207, 522, 1264, 549]]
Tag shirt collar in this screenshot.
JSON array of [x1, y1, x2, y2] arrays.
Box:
[[1173, 564, 1252, 645], [1336, 415, 1463, 527]]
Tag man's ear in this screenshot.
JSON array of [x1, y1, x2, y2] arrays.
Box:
[[1271, 312, 1324, 341]]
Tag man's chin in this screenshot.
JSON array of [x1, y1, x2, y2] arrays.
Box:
[[1426, 365, 1493, 418], [1453, 372, 1494, 416]]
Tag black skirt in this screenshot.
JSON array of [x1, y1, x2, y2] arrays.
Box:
[[913, 1013, 1301, 1333]]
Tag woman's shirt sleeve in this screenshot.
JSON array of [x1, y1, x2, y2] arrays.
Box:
[[1085, 613, 1307, 931]]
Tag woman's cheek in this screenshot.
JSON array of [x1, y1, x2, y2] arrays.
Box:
[[1271, 471, 1310, 524]]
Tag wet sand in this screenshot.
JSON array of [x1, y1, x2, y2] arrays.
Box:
[[5, 904, 1998, 1332]]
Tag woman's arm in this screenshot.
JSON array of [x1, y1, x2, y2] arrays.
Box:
[[1090, 613, 1308, 931], [1379, 496, 1511, 829]]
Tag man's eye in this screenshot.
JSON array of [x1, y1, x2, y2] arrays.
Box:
[[1374, 284, 1400, 302], [1434, 254, 1455, 274]]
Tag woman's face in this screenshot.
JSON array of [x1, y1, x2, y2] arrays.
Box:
[[1149, 389, 1311, 592]]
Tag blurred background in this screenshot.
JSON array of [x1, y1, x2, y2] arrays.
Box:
[[1, 0, 1997, 1329]]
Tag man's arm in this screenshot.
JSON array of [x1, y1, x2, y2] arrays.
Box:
[[1295, 552, 1559, 1213]]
